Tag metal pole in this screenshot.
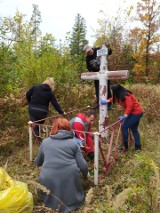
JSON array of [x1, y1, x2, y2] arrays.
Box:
[[28, 121, 33, 162], [94, 132, 100, 185]]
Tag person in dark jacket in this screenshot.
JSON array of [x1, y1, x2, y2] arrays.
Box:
[[107, 84, 144, 151], [35, 117, 88, 213], [84, 44, 112, 109], [26, 77, 64, 137]]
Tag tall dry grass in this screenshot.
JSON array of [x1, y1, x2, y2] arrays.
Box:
[[0, 84, 160, 212]]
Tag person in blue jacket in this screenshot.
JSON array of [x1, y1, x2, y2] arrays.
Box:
[[26, 77, 64, 138]]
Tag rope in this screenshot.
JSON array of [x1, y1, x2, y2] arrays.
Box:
[[30, 105, 93, 146], [31, 122, 93, 149], [32, 105, 91, 124], [29, 106, 132, 177]]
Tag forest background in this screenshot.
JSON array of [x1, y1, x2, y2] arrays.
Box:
[[0, 0, 160, 212]]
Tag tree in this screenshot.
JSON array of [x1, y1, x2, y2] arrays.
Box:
[[0, 12, 31, 96], [30, 4, 42, 39], [94, 12, 126, 71], [0, 11, 26, 45], [0, 43, 18, 97], [132, 0, 160, 77], [69, 13, 88, 73]]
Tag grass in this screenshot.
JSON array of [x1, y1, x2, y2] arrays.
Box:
[[0, 84, 160, 212]]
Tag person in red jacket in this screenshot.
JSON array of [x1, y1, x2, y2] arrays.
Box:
[[107, 84, 143, 151], [70, 109, 96, 159]]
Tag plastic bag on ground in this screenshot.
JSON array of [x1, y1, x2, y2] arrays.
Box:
[[0, 167, 33, 213]]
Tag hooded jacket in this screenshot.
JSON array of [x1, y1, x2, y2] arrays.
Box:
[[70, 113, 94, 154], [35, 130, 88, 212]]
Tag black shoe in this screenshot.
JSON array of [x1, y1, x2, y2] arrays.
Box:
[[118, 142, 128, 151], [135, 144, 141, 151], [87, 152, 94, 160]]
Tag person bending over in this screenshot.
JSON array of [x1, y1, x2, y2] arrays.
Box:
[[26, 77, 64, 138], [70, 109, 96, 159], [35, 117, 88, 212], [107, 84, 143, 151]]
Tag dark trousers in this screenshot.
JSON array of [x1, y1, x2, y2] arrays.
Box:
[[94, 79, 112, 103], [122, 113, 143, 146], [29, 107, 48, 136]]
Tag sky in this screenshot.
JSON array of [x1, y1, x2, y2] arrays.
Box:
[[0, 0, 138, 45]]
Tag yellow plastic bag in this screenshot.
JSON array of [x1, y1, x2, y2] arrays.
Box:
[[0, 167, 33, 213]]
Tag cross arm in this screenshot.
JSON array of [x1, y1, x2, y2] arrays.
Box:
[[81, 70, 129, 81], [107, 70, 129, 80]]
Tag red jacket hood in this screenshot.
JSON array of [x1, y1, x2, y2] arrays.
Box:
[[76, 113, 87, 123]]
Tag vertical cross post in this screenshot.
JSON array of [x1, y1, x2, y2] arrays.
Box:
[[97, 45, 109, 137], [82, 44, 129, 185], [94, 132, 100, 185], [82, 44, 129, 137]]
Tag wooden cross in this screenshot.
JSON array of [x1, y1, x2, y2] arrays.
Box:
[[81, 44, 129, 137]]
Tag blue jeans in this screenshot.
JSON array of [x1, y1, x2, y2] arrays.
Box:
[[122, 113, 143, 146]]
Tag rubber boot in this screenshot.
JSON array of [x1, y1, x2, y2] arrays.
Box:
[[135, 144, 141, 151]]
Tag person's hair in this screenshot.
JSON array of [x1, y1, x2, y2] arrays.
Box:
[[83, 44, 92, 54], [43, 77, 55, 90], [84, 109, 96, 117], [111, 84, 132, 103], [50, 118, 71, 135]]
